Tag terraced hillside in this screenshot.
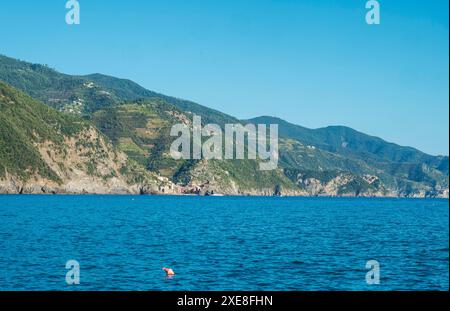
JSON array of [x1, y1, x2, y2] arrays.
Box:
[[0, 81, 175, 194], [0, 54, 448, 197]]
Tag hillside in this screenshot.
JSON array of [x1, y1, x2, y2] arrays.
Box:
[[0, 81, 176, 194], [249, 116, 449, 197], [0, 54, 448, 197], [0, 55, 237, 125]]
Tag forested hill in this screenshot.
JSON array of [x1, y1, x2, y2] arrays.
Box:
[[0, 54, 448, 197]]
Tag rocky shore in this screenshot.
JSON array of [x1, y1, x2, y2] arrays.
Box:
[[1, 177, 448, 198]]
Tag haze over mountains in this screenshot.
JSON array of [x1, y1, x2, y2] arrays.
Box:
[[0, 54, 448, 197]]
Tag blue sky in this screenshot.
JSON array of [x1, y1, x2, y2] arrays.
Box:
[[0, 0, 448, 155]]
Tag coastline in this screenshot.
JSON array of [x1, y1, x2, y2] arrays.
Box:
[[0, 189, 448, 199], [2, 175, 448, 198], [2, 173, 448, 198]]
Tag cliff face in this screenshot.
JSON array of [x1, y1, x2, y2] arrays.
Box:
[[0, 81, 178, 195]]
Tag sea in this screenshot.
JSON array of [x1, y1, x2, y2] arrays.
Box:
[[0, 195, 448, 290]]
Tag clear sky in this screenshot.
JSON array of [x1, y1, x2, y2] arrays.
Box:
[[0, 0, 448, 155]]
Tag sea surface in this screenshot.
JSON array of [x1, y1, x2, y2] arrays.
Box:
[[0, 195, 448, 291]]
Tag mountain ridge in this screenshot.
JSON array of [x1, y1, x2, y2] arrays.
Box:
[[0, 54, 448, 197]]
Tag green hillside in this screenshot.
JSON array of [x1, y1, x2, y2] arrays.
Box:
[[249, 116, 449, 194], [0, 80, 170, 194], [0, 81, 84, 181], [1, 54, 448, 197], [0, 55, 237, 125]]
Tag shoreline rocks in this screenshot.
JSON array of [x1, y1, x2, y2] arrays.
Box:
[[1, 179, 448, 198]]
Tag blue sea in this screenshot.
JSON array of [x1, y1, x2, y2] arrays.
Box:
[[0, 195, 448, 291]]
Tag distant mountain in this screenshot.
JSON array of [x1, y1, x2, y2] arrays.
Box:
[[250, 116, 444, 163], [249, 116, 448, 196], [0, 54, 448, 197]]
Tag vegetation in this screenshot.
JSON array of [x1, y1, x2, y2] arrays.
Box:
[[0, 81, 85, 181], [0, 54, 448, 196]]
